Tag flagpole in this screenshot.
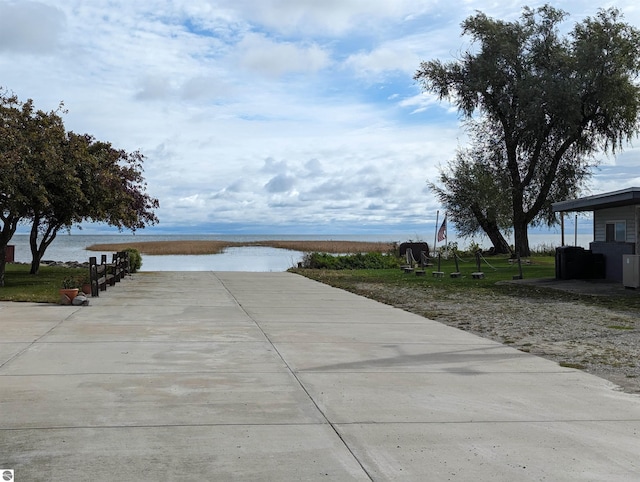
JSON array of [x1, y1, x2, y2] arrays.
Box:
[[444, 212, 448, 258], [433, 210, 439, 256]]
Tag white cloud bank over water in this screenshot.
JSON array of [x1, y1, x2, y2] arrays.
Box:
[[2, 0, 639, 238]]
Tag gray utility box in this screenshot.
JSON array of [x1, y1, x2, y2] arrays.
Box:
[[622, 255, 640, 288]]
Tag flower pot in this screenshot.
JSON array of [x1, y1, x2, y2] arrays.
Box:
[[59, 288, 79, 304], [81, 283, 92, 295]]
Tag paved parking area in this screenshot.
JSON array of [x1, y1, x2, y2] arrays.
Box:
[[1, 271, 639, 480]]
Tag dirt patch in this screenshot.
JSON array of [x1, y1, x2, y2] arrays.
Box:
[[351, 282, 640, 394]]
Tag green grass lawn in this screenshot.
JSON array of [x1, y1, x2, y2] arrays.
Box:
[[0, 264, 87, 303], [296, 254, 556, 290], [291, 254, 640, 313]]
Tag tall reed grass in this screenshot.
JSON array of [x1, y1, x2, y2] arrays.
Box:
[[87, 240, 396, 255]]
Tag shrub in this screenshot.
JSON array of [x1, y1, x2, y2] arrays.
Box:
[[61, 276, 80, 289], [300, 251, 400, 270], [462, 241, 481, 256], [531, 243, 557, 256], [124, 247, 142, 272]]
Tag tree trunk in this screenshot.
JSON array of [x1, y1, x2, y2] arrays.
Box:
[[470, 204, 512, 255], [29, 219, 41, 275], [0, 246, 6, 288], [513, 220, 531, 257], [29, 217, 59, 275], [29, 254, 41, 275], [0, 215, 20, 287], [509, 171, 531, 257], [484, 224, 512, 255]]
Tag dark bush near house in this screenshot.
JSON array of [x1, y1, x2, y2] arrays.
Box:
[[301, 252, 400, 270], [124, 247, 142, 272], [398, 242, 429, 258]]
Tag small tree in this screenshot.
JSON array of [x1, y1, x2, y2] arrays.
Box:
[[429, 119, 513, 254]]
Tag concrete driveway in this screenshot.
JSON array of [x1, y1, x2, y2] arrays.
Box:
[[1, 271, 639, 481]]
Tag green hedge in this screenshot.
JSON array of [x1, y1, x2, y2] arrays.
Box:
[[301, 252, 400, 270], [124, 247, 142, 272]]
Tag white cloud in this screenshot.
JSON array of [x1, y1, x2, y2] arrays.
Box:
[[399, 92, 443, 114], [345, 46, 419, 77], [4, 0, 640, 236], [136, 76, 174, 100], [0, 1, 66, 53], [218, 0, 435, 35], [264, 173, 296, 193], [261, 157, 289, 173], [236, 33, 330, 77], [180, 76, 235, 100]]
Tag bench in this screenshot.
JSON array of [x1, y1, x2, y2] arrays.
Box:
[[89, 251, 130, 297], [401, 248, 417, 272]]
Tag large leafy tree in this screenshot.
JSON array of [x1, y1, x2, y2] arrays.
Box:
[[26, 115, 83, 274], [82, 139, 159, 231], [27, 135, 159, 274], [415, 5, 640, 256], [430, 116, 592, 254], [0, 92, 62, 285], [1, 89, 159, 282]]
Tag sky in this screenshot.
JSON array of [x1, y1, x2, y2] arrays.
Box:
[[2, 0, 640, 242]]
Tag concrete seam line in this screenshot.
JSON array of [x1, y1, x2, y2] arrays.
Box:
[[212, 271, 375, 481]]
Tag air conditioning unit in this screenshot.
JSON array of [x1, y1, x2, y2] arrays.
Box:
[[622, 255, 640, 288]]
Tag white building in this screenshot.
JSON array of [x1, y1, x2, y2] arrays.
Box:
[[552, 187, 640, 282]]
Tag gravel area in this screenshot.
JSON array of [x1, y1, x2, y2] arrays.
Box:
[[350, 280, 640, 395]]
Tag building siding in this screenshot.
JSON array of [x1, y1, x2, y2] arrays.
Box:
[[593, 206, 637, 243]]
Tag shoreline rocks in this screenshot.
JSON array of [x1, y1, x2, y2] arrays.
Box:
[[12, 260, 90, 269], [40, 260, 90, 269]]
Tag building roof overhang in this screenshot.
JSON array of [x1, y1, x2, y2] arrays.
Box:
[[552, 187, 640, 213]]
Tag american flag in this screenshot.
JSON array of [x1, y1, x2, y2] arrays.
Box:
[[437, 216, 447, 242]]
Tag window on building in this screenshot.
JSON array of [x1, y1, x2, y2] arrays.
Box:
[[605, 221, 626, 242]]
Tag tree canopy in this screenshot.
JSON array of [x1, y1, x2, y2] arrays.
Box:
[[0, 89, 159, 284], [416, 5, 640, 256]]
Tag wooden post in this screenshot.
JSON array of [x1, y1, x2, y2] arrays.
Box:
[[513, 251, 523, 280], [518, 252, 523, 279], [450, 250, 461, 278], [472, 250, 484, 279], [432, 253, 444, 277]]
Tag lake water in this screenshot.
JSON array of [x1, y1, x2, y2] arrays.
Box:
[[6, 232, 593, 272], [134, 247, 305, 271], [6, 234, 397, 272]]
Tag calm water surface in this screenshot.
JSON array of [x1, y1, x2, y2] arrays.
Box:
[[7, 234, 398, 272], [138, 247, 304, 271]]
